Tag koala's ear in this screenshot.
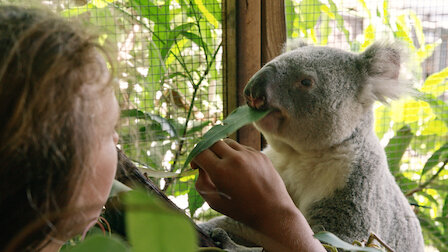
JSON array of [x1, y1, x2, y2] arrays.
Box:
[[358, 41, 410, 104], [282, 39, 308, 53]]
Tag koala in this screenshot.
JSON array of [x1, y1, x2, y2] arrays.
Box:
[[201, 42, 424, 251]]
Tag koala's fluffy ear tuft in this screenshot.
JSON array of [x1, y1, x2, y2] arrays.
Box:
[[358, 41, 411, 105], [282, 39, 309, 53]]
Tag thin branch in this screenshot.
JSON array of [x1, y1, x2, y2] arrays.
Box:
[[406, 159, 448, 197]]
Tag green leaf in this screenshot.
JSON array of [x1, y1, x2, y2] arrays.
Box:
[[394, 14, 415, 51], [183, 105, 272, 168], [187, 120, 212, 135], [421, 143, 448, 177], [61, 3, 94, 17], [417, 40, 441, 64], [298, 0, 322, 30], [314, 232, 381, 252], [160, 22, 196, 60], [319, 12, 331, 45], [194, 0, 219, 28], [62, 234, 129, 252], [420, 67, 448, 97], [416, 92, 448, 127], [409, 11, 425, 47], [124, 190, 196, 252], [188, 185, 205, 217], [109, 179, 132, 199], [382, 0, 390, 27], [181, 31, 212, 57], [121, 109, 179, 138], [361, 24, 375, 51], [384, 125, 413, 175]]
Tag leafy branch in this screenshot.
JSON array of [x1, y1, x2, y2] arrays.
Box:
[[406, 160, 448, 197]]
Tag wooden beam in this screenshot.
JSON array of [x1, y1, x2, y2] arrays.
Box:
[[223, 0, 286, 150], [262, 0, 286, 64], [235, 0, 262, 149], [260, 0, 286, 148]]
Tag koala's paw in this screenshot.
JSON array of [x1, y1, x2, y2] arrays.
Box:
[[210, 228, 263, 252]]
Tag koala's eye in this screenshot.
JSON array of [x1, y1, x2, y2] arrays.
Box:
[[300, 78, 313, 87]]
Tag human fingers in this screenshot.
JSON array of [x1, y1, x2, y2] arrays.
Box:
[[195, 168, 229, 212], [221, 138, 246, 151], [208, 139, 238, 158], [192, 148, 220, 171]]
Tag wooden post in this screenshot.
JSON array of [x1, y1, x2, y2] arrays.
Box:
[[223, 0, 286, 150]]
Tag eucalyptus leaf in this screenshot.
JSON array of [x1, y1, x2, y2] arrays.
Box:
[[314, 232, 381, 252], [188, 185, 205, 217], [384, 125, 413, 176], [124, 190, 196, 252], [420, 143, 448, 177], [62, 234, 129, 252], [183, 105, 272, 168]]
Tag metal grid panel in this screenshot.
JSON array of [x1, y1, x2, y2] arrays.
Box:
[[19, 0, 223, 218], [285, 0, 448, 250]]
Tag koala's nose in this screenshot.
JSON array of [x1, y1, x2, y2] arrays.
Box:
[[244, 74, 269, 110]]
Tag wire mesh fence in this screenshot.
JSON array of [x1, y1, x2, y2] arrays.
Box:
[[285, 0, 448, 250], [2, 0, 447, 250]]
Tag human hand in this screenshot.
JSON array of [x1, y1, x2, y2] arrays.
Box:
[[191, 138, 297, 230]]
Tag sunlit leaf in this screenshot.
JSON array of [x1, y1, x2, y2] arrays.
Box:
[[420, 67, 448, 97], [124, 190, 196, 252], [298, 0, 322, 30], [357, 0, 371, 19], [183, 105, 272, 168], [385, 125, 413, 175], [395, 14, 415, 51], [314, 232, 381, 252], [61, 3, 94, 17], [409, 11, 425, 47], [390, 98, 434, 124], [421, 120, 448, 136], [361, 24, 375, 51], [194, 0, 219, 28], [417, 40, 442, 64], [421, 143, 448, 177], [382, 0, 390, 26], [416, 92, 448, 127], [319, 12, 331, 45]]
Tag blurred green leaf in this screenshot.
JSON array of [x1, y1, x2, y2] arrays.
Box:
[[442, 194, 448, 233], [187, 120, 211, 135], [124, 190, 196, 252], [319, 12, 331, 45], [421, 143, 448, 177], [109, 179, 132, 199], [382, 0, 390, 27], [416, 92, 448, 127], [314, 232, 381, 252], [188, 184, 205, 217], [357, 0, 371, 19], [385, 125, 413, 175], [62, 234, 129, 252], [183, 105, 271, 168]]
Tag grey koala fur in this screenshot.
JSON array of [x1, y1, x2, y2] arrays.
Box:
[[200, 42, 424, 251]]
